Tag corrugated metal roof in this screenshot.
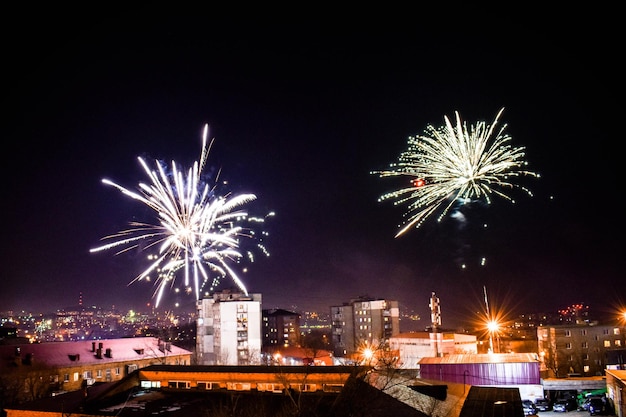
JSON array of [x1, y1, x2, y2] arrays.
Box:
[[0, 337, 192, 369], [419, 353, 538, 365]]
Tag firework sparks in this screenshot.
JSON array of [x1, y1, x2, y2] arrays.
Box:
[[372, 108, 538, 237], [90, 124, 272, 307]]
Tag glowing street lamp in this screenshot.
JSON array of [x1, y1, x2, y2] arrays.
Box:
[[487, 319, 500, 353]]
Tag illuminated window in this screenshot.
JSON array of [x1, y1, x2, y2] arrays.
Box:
[[613, 328, 621, 335], [584, 365, 590, 372], [616, 340, 622, 347], [604, 340, 611, 347]]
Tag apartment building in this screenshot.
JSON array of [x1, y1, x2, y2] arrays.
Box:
[[196, 290, 262, 365], [0, 337, 192, 402], [330, 296, 400, 358], [537, 322, 625, 377], [262, 308, 300, 349]]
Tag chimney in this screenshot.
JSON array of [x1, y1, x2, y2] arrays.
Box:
[[105, 348, 112, 358], [92, 342, 96, 352], [96, 348, 102, 359]]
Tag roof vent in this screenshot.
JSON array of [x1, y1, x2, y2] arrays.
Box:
[[134, 348, 145, 355], [68, 354, 80, 361]]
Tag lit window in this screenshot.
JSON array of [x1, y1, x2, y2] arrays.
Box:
[[616, 340, 622, 347], [604, 340, 611, 347]]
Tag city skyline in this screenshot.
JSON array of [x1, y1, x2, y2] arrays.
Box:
[[3, 7, 624, 329]]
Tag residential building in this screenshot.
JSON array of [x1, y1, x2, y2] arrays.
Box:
[[0, 337, 192, 403], [196, 290, 262, 365], [389, 331, 477, 369], [262, 308, 300, 349], [331, 296, 400, 358], [537, 322, 625, 377]]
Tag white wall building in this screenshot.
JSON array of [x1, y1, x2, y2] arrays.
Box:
[[196, 291, 262, 365], [389, 331, 477, 369]]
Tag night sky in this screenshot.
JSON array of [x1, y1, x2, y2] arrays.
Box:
[[3, 7, 623, 328]]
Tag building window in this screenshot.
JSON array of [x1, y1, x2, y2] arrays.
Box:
[[115, 367, 120, 376], [614, 328, 621, 335], [616, 340, 622, 347], [96, 370, 102, 378], [583, 354, 589, 360], [580, 329, 587, 336], [168, 381, 190, 389], [581, 342, 588, 348], [604, 340, 611, 348], [584, 365, 590, 373], [564, 330, 571, 337], [73, 373, 79, 382], [565, 343, 572, 349], [64, 374, 70, 383]]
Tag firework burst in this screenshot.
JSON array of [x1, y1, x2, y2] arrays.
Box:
[[90, 124, 272, 307], [372, 108, 538, 237]]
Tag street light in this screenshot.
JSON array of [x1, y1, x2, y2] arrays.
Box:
[[487, 319, 500, 353]]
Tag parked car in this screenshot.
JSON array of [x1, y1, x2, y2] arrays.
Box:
[[535, 398, 552, 411], [522, 399, 538, 416], [553, 398, 577, 412], [588, 397, 608, 415]]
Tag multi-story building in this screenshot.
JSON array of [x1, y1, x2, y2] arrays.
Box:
[[262, 308, 300, 349], [537, 322, 625, 377], [0, 337, 192, 403], [196, 290, 262, 365], [330, 296, 400, 358]]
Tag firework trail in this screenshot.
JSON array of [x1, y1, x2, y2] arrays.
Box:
[[372, 108, 538, 237], [90, 124, 272, 307]]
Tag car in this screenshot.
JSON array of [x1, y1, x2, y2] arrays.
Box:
[[522, 399, 538, 415], [553, 398, 577, 412], [535, 398, 552, 411], [588, 397, 608, 415]]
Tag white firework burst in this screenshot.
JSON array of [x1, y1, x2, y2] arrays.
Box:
[[372, 108, 539, 237], [90, 124, 272, 306]]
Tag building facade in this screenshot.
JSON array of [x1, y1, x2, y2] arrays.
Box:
[[330, 296, 400, 358], [389, 331, 478, 369], [0, 337, 192, 402], [196, 291, 262, 365], [537, 322, 625, 377], [262, 308, 300, 349]]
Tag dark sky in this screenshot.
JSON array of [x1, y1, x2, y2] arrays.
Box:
[[3, 7, 624, 328]]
